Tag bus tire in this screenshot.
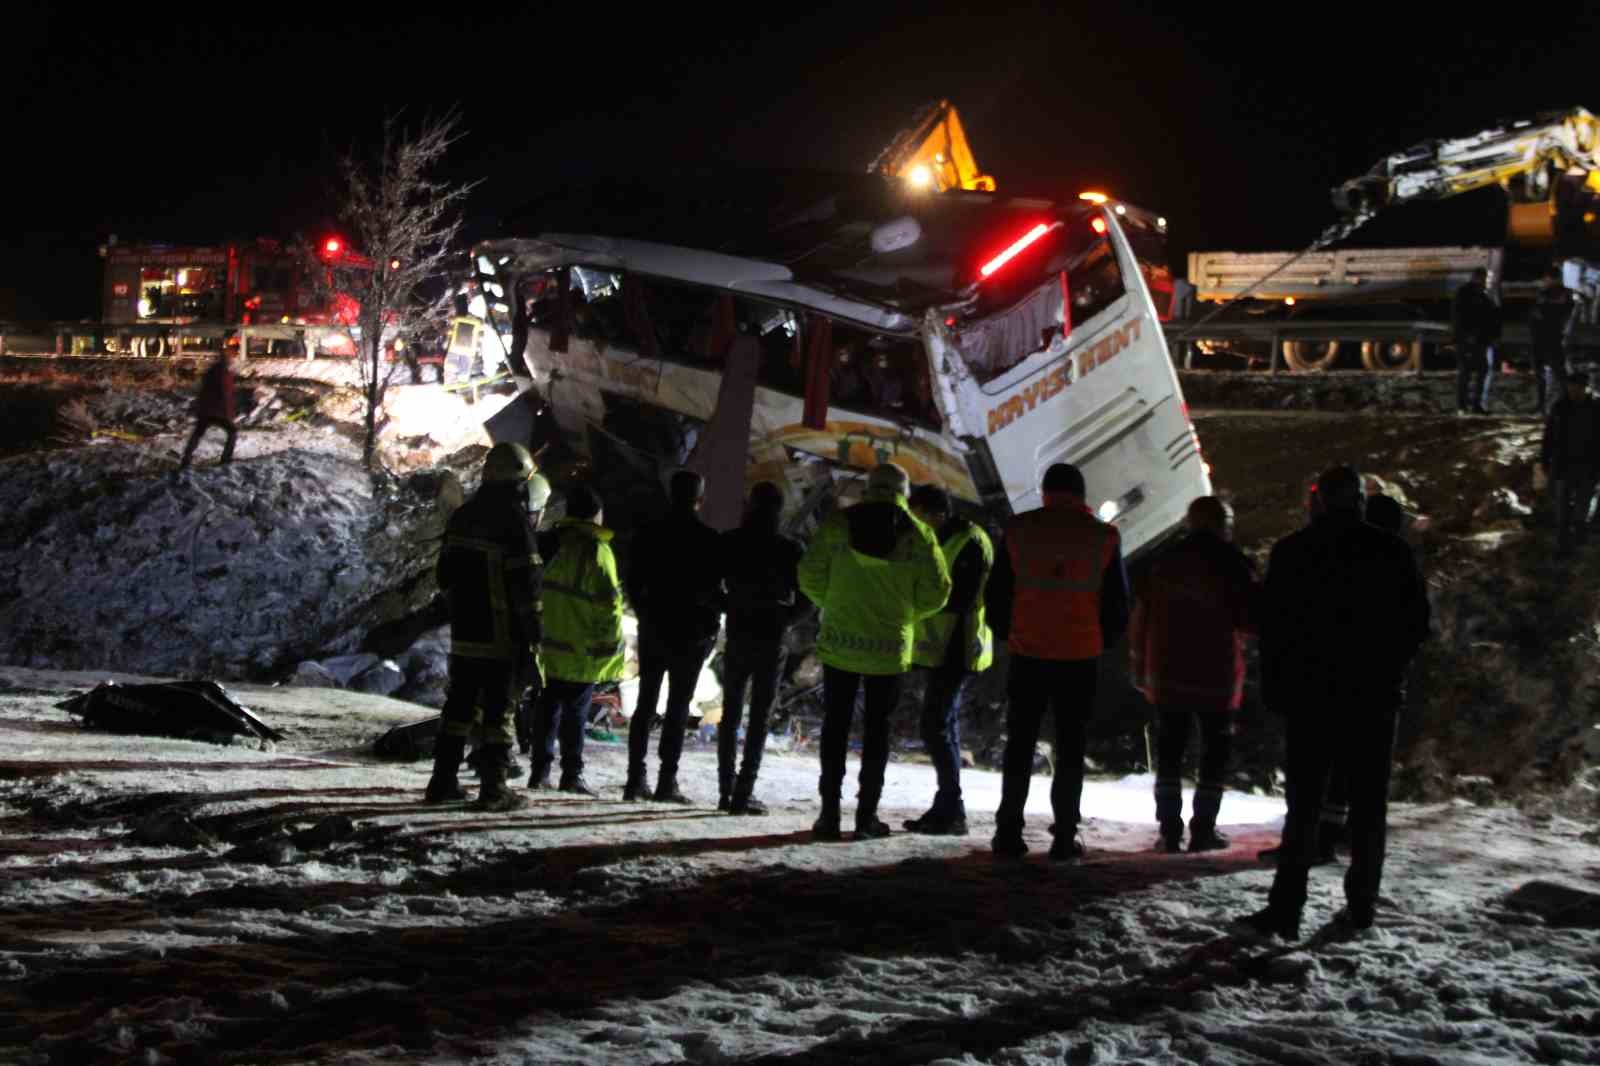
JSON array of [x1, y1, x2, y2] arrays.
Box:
[[1281, 339, 1340, 372], [1360, 339, 1422, 372]]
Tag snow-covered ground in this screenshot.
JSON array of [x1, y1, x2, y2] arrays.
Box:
[[2, 668, 1597, 1065]]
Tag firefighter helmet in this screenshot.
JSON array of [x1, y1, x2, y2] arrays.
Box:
[[526, 473, 552, 514], [483, 442, 537, 484]]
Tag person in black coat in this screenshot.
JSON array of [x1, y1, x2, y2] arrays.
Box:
[[1529, 268, 1577, 415], [716, 482, 808, 815], [1236, 466, 1430, 941], [1540, 370, 1600, 554], [1452, 268, 1502, 415], [624, 469, 726, 803]]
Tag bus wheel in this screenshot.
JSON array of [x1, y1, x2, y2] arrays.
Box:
[[1360, 339, 1421, 372], [1281, 339, 1340, 372], [104, 336, 122, 355]]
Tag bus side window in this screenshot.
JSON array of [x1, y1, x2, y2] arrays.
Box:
[[1065, 240, 1124, 329]]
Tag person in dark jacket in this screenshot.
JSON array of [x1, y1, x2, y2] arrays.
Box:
[[1257, 491, 1409, 869], [1452, 268, 1502, 415], [1236, 466, 1430, 941], [1529, 268, 1576, 415], [424, 442, 545, 810], [716, 482, 808, 815], [624, 469, 726, 804], [177, 350, 238, 472], [1540, 370, 1600, 553], [904, 484, 995, 836], [1130, 496, 1256, 854], [987, 462, 1131, 861]]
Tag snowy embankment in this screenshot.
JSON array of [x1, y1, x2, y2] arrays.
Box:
[[2, 668, 1597, 1065]]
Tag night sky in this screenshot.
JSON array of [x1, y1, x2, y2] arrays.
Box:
[[7, 1, 1600, 319]]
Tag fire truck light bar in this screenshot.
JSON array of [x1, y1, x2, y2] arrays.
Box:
[[979, 223, 1051, 279]]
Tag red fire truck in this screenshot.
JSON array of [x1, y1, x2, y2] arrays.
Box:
[[97, 237, 366, 357]]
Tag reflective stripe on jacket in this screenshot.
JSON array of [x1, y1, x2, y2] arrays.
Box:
[[436, 488, 543, 662], [912, 520, 994, 672], [798, 489, 951, 675], [539, 518, 626, 683], [1005, 502, 1118, 660]]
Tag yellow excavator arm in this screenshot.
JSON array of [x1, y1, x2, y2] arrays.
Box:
[[870, 99, 997, 193], [1333, 107, 1600, 245]]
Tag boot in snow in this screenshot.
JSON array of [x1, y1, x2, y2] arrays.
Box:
[[424, 735, 468, 804], [812, 797, 842, 841], [475, 749, 529, 812], [622, 771, 652, 802], [558, 774, 599, 798], [652, 776, 694, 805]]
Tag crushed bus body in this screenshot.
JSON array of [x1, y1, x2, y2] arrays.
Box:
[[470, 174, 1209, 556]]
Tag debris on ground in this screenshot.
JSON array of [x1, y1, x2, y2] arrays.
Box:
[[57, 679, 284, 744]]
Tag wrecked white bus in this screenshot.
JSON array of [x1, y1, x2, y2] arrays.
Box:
[[469, 175, 1209, 556]]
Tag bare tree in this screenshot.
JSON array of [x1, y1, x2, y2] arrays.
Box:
[[306, 111, 477, 468]]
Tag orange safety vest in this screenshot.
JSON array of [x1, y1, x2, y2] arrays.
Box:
[[1005, 502, 1118, 661]]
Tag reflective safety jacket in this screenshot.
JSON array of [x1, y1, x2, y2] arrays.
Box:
[[798, 489, 951, 675], [537, 518, 626, 683], [996, 499, 1127, 661], [436, 485, 543, 662], [911, 518, 994, 673]]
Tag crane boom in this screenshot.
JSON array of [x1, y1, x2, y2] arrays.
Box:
[[1332, 108, 1600, 245]]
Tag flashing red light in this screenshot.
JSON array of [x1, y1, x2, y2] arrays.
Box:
[[1090, 217, 1107, 235], [323, 237, 343, 256], [944, 316, 957, 327], [979, 222, 1051, 279]]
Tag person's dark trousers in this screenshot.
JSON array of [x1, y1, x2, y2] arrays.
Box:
[[1268, 707, 1399, 920], [1534, 345, 1568, 415], [995, 656, 1098, 839], [1553, 467, 1598, 551], [179, 416, 237, 468], [441, 656, 518, 743], [919, 664, 972, 819], [529, 680, 594, 781], [1153, 707, 1233, 837], [1455, 342, 1494, 412], [628, 630, 711, 784], [1320, 765, 1351, 842], [818, 666, 902, 821], [717, 636, 786, 800]]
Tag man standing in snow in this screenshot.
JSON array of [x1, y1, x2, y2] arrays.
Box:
[[424, 443, 548, 810], [987, 463, 1130, 861], [903, 484, 995, 837], [799, 462, 951, 841], [1539, 371, 1600, 555], [1238, 466, 1429, 940], [177, 349, 238, 472], [1130, 496, 1256, 854], [623, 470, 725, 805], [527, 483, 624, 798], [1452, 268, 1501, 416], [716, 481, 808, 815], [1529, 267, 1576, 416]]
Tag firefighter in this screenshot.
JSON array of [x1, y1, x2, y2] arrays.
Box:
[[716, 481, 808, 815], [1237, 466, 1429, 941], [1540, 370, 1600, 555], [798, 463, 951, 841], [1130, 496, 1256, 854], [1530, 267, 1577, 416], [987, 463, 1130, 860], [527, 483, 624, 797], [177, 349, 238, 473], [903, 484, 994, 836], [424, 442, 547, 810], [1452, 268, 1501, 416], [623, 470, 725, 804]]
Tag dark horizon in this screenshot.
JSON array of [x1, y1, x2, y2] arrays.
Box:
[[6, 1, 1600, 319]]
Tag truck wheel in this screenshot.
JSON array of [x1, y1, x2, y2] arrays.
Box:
[[104, 336, 122, 355], [136, 335, 168, 358], [1360, 339, 1421, 372], [1282, 340, 1340, 372]]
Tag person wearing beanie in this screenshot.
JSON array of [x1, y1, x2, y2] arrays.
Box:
[[798, 462, 951, 841], [715, 482, 809, 814], [527, 482, 624, 798], [623, 469, 726, 804], [986, 462, 1130, 861]]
